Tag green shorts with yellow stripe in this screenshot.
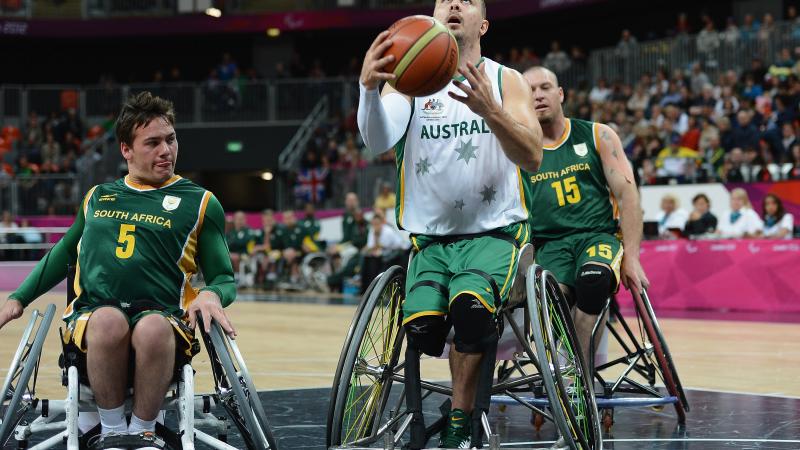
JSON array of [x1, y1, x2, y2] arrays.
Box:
[[402, 222, 529, 325], [534, 231, 623, 289], [63, 304, 199, 360]]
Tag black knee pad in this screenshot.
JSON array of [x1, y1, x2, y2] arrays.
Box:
[[575, 264, 613, 315], [404, 315, 448, 357], [449, 294, 497, 354]]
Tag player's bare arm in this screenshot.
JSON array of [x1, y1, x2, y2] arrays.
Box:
[[0, 299, 23, 329], [450, 63, 542, 172], [595, 123, 650, 293]]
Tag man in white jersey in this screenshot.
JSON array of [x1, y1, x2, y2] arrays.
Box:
[[358, 0, 542, 446]]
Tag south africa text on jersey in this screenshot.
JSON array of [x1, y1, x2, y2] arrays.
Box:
[[93, 209, 172, 228], [419, 119, 492, 140], [529, 163, 591, 184]]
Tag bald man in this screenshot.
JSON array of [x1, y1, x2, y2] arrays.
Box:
[[522, 66, 649, 370]]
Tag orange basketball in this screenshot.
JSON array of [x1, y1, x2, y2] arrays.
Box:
[[382, 15, 459, 97]]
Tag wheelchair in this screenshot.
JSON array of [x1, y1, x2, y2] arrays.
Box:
[[0, 270, 278, 450], [326, 243, 603, 450], [585, 288, 689, 432]]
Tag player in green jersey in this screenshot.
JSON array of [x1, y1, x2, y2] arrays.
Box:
[[227, 210, 258, 287], [0, 92, 236, 449], [523, 66, 649, 370]]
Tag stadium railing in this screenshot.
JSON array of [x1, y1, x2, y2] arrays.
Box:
[[1, 79, 360, 127], [0, 174, 83, 217], [589, 21, 800, 85]]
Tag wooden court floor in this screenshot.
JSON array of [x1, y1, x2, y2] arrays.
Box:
[[1, 292, 799, 400]]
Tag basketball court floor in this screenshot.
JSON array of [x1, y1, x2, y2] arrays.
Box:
[[2, 292, 799, 449]]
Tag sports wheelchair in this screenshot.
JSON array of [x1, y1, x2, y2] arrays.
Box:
[[0, 271, 277, 450], [326, 244, 603, 450]]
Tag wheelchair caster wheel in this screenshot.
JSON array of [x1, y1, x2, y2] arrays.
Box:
[[530, 412, 545, 432], [601, 409, 614, 433]]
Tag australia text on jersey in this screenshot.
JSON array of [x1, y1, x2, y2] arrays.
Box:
[[93, 209, 173, 229], [529, 162, 591, 184], [419, 119, 492, 140]]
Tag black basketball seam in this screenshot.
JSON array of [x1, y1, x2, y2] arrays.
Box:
[[401, 32, 452, 97]]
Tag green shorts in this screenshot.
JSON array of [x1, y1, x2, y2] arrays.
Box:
[[402, 231, 524, 325], [535, 231, 623, 289]]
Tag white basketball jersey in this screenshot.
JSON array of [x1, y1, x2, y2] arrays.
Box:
[[395, 57, 528, 235]]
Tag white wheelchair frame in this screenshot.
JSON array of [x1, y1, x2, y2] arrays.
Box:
[[1, 304, 276, 450]]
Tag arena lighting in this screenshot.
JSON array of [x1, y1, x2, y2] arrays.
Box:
[[266, 28, 280, 37], [261, 171, 274, 181], [205, 7, 222, 18]]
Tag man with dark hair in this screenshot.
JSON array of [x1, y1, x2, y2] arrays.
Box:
[[0, 91, 236, 450], [358, 0, 541, 445]]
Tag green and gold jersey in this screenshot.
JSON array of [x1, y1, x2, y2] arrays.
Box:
[[253, 225, 283, 251], [226, 227, 257, 254], [66, 175, 216, 317], [525, 118, 619, 241]]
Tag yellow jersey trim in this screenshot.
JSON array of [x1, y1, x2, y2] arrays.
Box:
[[543, 118, 571, 150]]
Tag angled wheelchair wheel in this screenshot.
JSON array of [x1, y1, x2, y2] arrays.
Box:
[[327, 266, 405, 447], [0, 304, 56, 446], [633, 289, 689, 422], [528, 266, 602, 450], [300, 252, 331, 292], [202, 319, 278, 450]]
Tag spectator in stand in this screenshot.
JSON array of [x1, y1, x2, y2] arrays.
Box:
[[0, 210, 21, 261], [696, 20, 720, 59], [656, 194, 689, 238], [731, 110, 760, 150], [789, 144, 800, 179], [655, 134, 701, 181], [359, 209, 409, 294], [626, 83, 650, 113], [674, 12, 690, 36], [740, 14, 759, 42], [589, 78, 611, 104], [760, 193, 794, 239], [300, 202, 322, 252], [373, 182, 396, 212], [758, 13, 775, 42], [616, 29, 638, 58], [690, 63, 711, 96], [18, 218, 43, 261], [41, 131, 61, 172], [226, 211, 257, 287], [218, 53, 238, 82], [717, 188, 764, 238], [253, 209, 284, 289], [63, 108, 84, 140], [22, 112, 42, 148], [680, 115, 701, 150], [684, 193, 718, 236], [543, 40, 571, 73], [721, 17, 739, 47]]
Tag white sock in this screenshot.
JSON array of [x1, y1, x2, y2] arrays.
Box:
[[97, 404, 127, 435], [128, 413, 157, 434]]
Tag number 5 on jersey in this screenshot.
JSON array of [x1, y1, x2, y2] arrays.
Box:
[[550, 176, 581, 207], [116, 224, 136, 259]]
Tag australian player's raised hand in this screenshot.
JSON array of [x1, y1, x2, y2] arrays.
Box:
[[360, 30, 397, 90], [449, 61, 499, 118]]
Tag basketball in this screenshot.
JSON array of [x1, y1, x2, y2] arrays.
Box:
[[382, 15, 459, 97]]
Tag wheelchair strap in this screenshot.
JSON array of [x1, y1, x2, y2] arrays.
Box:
[[409, 280, 449, 299], [463, 269, 502, 305]]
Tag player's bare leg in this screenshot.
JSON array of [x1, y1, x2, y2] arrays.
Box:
[[86, 307, 131, 409], [449, 348, 482, 412], [130, 314, 176, 420]]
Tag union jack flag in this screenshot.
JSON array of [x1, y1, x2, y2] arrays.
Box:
[[294, 168, 328, 203]]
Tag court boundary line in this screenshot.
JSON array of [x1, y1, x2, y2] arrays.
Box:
[[500, 438, 800, 446], [685, 386, 800, 400]]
